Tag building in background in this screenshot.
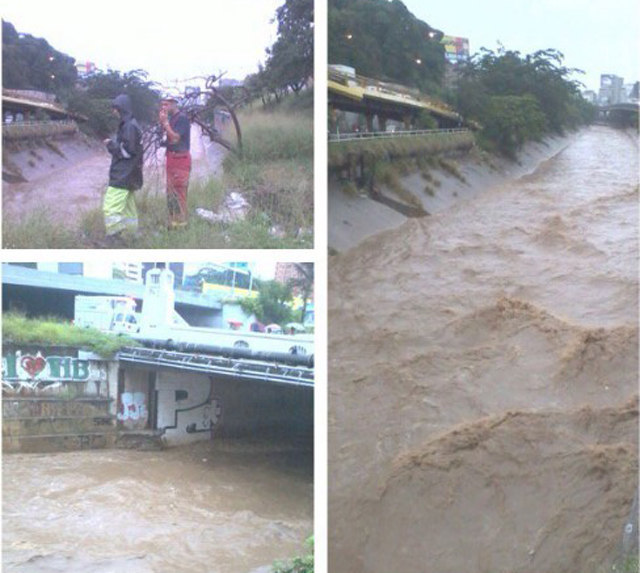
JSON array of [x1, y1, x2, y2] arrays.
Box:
[[113, 263, 143, 283], [181, 263, 255, 299], [582, 90, 597, 105], [598, 74, 624, 105], [623, 82, 639, 103], [142, 263, 185, 290]]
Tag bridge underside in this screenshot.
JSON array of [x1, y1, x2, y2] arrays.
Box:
[[598, 105, 639, 127], [117, 349, 313, 444]]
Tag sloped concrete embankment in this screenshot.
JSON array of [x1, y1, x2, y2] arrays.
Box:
[[329, 133, 577, 252], [2, 130, 103, 183]]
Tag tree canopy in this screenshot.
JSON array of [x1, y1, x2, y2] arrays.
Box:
[[328, 0, 445, 92], [2, 20, 161, 138], [451, 48, 596, 155], [2, 20, 77, 93], [240, 281, 294, 325], [248, 0, 314, 105]]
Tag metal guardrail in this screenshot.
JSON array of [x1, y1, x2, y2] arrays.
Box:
[[3, 120, 78, 140], [329, 127, 470, 142], [118, 347, 314, 387], [3, 119, 75, 127]]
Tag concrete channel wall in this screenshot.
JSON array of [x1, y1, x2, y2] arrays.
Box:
[[3, 345, 314, 452], [2, 345, 117, 452]]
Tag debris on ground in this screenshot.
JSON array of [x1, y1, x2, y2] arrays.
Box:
[[196, 191, 250, 224], [269, 225, 286, 238]]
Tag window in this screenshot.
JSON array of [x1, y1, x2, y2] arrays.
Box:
[[9, 263, 37, 269], [58, 263, 83, 275]]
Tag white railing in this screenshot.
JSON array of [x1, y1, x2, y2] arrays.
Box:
[[3, 119, 76, 127], [2, 120, 78, 140], [328, 127, 470, 142]]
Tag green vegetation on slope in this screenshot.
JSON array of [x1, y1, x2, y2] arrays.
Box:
[[273, 535, 314, 573], [3, 313, 140, 357], [328, 131, 474, 168]]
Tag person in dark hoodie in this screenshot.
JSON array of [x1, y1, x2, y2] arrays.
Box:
[[103, 94, 143, 242]]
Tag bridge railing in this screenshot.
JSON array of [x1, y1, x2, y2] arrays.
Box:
[[328, 127, 470, 143]]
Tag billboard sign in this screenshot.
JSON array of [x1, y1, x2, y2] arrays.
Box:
[[441, 36, 470, 64]]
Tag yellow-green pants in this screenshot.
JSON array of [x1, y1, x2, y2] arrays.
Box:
[[103, 186, 138, 236]]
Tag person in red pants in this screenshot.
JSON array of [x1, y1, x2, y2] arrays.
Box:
[[159, 97, 191, 228]]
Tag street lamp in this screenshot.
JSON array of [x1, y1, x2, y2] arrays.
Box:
[[346, 33, 353, 40], [415, 59, 422, 65]]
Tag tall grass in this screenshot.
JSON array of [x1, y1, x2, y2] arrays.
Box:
[[3, 209, 80, 249], [231, 112, 313, 163], [3, 313, 140, 357], [222, 98, 314, 236]]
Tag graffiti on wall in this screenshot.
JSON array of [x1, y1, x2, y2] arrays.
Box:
[[118, 392, 148, 422], [185, 399, 222, 434], [161, 387, 222, 435], [3, 351, 104, 381], [2, 351, 106, 394]]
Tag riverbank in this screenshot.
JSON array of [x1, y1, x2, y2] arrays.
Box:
[[2, 96, 313, 249], [329, 125, 639, 571], [328, 129, 581, 252]]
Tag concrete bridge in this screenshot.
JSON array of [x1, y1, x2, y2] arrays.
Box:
[[598, 102, 639, 126], [3, 342, 313, 452], [328, 66, 467, 131], [2, 264, 223, 326]]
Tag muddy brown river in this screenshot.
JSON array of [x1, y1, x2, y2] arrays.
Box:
[[3, 440, 312, 572], [329, 126, 639, 572]]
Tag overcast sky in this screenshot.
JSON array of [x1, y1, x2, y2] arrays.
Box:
[[4, 0, 637, 92], [2, 0, 282, 90], [403, 0, 639, 91]]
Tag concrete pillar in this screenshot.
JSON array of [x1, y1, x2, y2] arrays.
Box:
[[365, 112, 374, 133], [328, 105, 338, 133], [378, 115, 388, 132], [403, 114, 412, 130]]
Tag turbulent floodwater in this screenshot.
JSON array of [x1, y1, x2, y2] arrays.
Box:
[[3, 440, 312, 572], [329, 126, 639, 572]]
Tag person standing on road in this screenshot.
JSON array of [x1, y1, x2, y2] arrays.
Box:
[[159, 96, 191, 229], [103, 94, 143, 243]]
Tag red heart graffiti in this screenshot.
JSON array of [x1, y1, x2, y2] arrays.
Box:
[[20, 355, 47, 379]]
